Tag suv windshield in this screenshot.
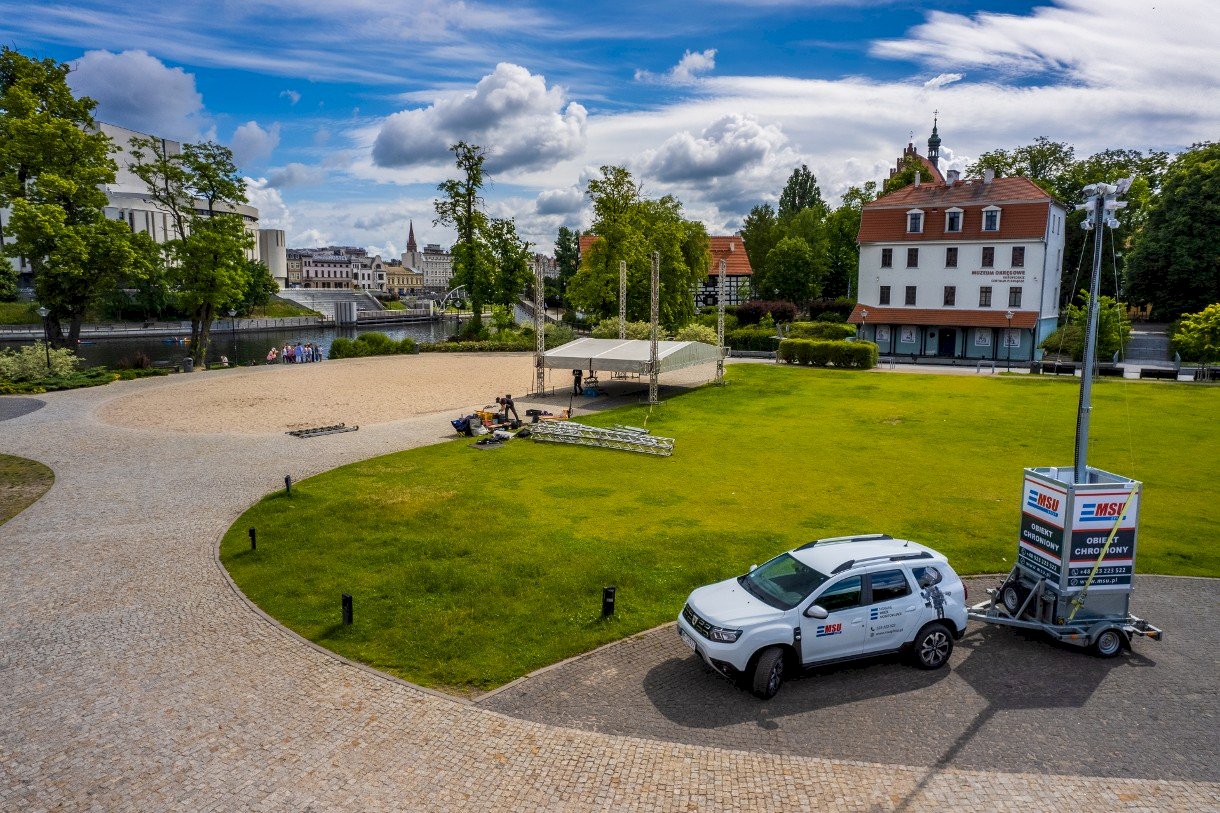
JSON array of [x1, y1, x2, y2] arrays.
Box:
[[739, 553, 830, 610]]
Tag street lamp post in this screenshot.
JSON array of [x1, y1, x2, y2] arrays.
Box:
[[228, 308, 237, 367], [860, 308, 868, 342], [1005, 310, 1014, 372], [35, 306, 50, 372]]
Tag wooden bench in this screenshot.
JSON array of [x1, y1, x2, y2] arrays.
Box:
[[1138, 368, 1178, 380]]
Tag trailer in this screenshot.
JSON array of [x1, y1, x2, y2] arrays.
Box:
[[969, 465, 1162, 655], [969, 180, 1162, 656]]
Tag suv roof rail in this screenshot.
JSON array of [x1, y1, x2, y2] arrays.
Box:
[[831, 550, 934, 574], [797, 533, 892, 551]]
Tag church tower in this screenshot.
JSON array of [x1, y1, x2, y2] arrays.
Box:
[[402, 220, 422, 269], [927, 112, 941, 170]]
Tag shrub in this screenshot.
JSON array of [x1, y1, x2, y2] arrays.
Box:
[[778, 339, 877, 369], [787, 321, 856, 341], [725, 326, 779, 351], [419, 339, 533, 353], [695, 312, 739, 331], [0, 342, 80, 382], [737, 300, 797, 325], [674, 324, 718, 344], [328, 332, 418, 360], [810, 311, 847, 323], [591, 317, 655, 339], [804, 297, 856, 321], [544, 323, 577, 349]]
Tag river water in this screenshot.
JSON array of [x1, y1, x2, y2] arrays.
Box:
[[3, 319, 466, 368]]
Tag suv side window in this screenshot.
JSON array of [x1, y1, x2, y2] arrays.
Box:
[[911, 565, 943, 588], [816, 576, 862, 613], [869, 569, 912, 603]]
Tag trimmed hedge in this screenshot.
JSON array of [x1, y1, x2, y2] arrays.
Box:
[[787, 321, 857, 341], [419, 340, 533, 353], [778, 339, 878, 369], [329, 332, 418, 359], [725, 326, 780, 351]]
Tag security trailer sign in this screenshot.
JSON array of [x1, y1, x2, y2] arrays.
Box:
[[1017, 468, 1141, 593]]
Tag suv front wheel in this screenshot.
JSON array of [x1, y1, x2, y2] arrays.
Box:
[[911, 623, 954, 670], [751, 647, 786, 699]]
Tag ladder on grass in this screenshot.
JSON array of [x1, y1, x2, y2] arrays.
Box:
[[530, 421, 674, 456]]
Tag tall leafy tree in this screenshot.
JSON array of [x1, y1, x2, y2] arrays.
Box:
[[823, 182, 876, 299], [0, 48, 147, 343], [553, 225, 580, 301], [1171, 303, 1220, 366], [1125, 142, 1220, 318], [967, 137, 1077, 196], [739, 203, 778, 280], [434, 141, 492, 331], [128, 136, 255, 365], [486, 217, 532, 309], [778, 164, 827, 221]]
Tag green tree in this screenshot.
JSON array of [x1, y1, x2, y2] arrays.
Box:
[[757, 236, 819, 303], [1040, 292, 1131, 361], [486, 217, 532, 309], [778, 164, 827, 221], [1125, 142, 1220, 319], [553, 225, 580, 302], [1171, 303, 1220, 365], [739, 203, 778, 279], [127, 136, 255, 365], [0, 48, 148, 343], [823, 182, 876, 299], [966, 137, 1076, 196], [882, 154, 925, 195], [434, 141, 492, 331], [236, 259, 278, 315]]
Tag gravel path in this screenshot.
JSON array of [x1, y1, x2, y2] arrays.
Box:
[[0, 396, 44, 422], [0, 361, 1215, 812]]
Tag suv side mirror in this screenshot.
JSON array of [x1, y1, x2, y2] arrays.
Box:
[[804, 604, 829, 620], [749, 564, 758, 572]]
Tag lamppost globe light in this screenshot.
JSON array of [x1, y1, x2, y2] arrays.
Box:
[[36, 306, 48, 318]]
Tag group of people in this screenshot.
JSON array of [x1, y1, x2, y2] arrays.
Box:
[[266, 342, 322, 364]]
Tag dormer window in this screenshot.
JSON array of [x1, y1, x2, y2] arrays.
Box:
[[907, 210, 924, 233], [945, 208, 963, 232], [982, 206, 1001, 232]]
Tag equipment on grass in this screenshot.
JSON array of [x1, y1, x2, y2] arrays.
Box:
[[530, 420, 674, 456]]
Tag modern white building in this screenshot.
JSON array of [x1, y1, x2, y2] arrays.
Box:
[[2, 122, 289, 290], [421, 243, 454, 292], [850, 168, 1066, 363]]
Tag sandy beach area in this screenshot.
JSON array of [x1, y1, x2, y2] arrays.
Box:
[[99, 352, 548, 433]]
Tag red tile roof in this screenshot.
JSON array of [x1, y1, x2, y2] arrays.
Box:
[[867, 176, 1053, 209], [847, 304, 1038, 329], [858, 200, 1052, 243], [578, 234, 752, 276]]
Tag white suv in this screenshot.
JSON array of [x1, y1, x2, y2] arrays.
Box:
[[676, 534, 969, 699]]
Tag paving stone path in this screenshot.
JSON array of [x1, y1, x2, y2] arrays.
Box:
[[1, 370, 1217, 812]]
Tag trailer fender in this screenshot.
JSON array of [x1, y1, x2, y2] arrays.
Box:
[[1086, 624, 1128, 658]]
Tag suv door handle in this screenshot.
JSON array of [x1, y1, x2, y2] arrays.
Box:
[[852, 617, 864, 625], [904, 606, 918, 613]]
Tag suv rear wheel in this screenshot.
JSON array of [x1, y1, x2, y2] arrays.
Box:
[[751, 647, 786, 699], [911, 623, 953, 670]]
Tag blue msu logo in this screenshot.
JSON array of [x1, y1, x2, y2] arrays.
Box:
[[1026, 488, 1061, 518], [816, 623, 843, 637], [869, 608, 880, 620], [1078, 501, 1129, 522]]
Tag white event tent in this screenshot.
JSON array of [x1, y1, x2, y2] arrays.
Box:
[[541, 338, 722, 375]]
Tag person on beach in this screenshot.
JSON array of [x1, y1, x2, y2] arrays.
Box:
[[267, 347, 278, 364], [295, 342, 304, 363], [314, 343, 322, 362], [285, 344, 295, 363]]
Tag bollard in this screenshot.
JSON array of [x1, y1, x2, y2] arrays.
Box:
[[342, 593, 353, 625], [602, 586, 616, 618], [249, 527, 257, 550], [284, 474, 292, 496]]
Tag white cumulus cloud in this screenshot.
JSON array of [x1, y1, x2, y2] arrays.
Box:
[[371, 63, 587, 174], [642, 114, 789, 183], [244, 177, 293, 233], [266, 162, 326, 189], [230, 121, 281, 168], [535, 186, 584, 215], [68, 50, 209, 142], [636, 48, 717, 84]]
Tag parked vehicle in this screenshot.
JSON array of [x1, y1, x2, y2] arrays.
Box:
[[677, 534, 968, 699]]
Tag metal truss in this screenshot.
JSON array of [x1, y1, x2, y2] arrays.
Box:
[[530, 420, 674, 456]]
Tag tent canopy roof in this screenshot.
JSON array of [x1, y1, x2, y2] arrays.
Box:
[[542, 338, 722, 374]]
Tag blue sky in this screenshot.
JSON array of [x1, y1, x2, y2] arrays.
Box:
[[3, 0, 1218, 256]]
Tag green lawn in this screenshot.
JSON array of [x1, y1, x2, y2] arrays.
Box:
[[256, 296, 321, 318], [0, 302, 39, 325], [221, 366, 1219, 694], [0, 454, 54, 525]]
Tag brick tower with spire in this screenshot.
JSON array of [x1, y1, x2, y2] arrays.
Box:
[[402, 220, 422, 269]]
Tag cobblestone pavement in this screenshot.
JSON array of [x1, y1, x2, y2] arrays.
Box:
[[0, 396, 44, 422], [1, 369, 1217, 812], [483, 576, 1219, 782]]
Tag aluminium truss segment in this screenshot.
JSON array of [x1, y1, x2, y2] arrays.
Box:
[[530, 421, 674, 456]]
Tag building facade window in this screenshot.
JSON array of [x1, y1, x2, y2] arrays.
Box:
[[983, 207, 1001, 231], [944, 286, 956, 306], [945, 209, 962, 232], [905, 285, 917, 306], [879, 285, 891, 305], [907, 211, 923, 233], [881, 248, 893, 268], [1009, 287, 1023, 308], [1012, 246, 1025, 267], [945, 246, 958, 268], [981, 246, 995, 268], [979, 286, 992, 307], [906, 247, 919, 268]]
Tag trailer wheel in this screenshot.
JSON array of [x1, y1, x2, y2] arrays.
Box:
[[1090, 628, 1125, 658], [751, 647, 786, 700], [1001, 581, 1028, 617]]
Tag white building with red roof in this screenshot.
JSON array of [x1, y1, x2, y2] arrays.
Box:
[[850, 133, 1067, 363]]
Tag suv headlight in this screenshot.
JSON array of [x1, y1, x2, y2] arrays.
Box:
[[707, 626, 743, 643]]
